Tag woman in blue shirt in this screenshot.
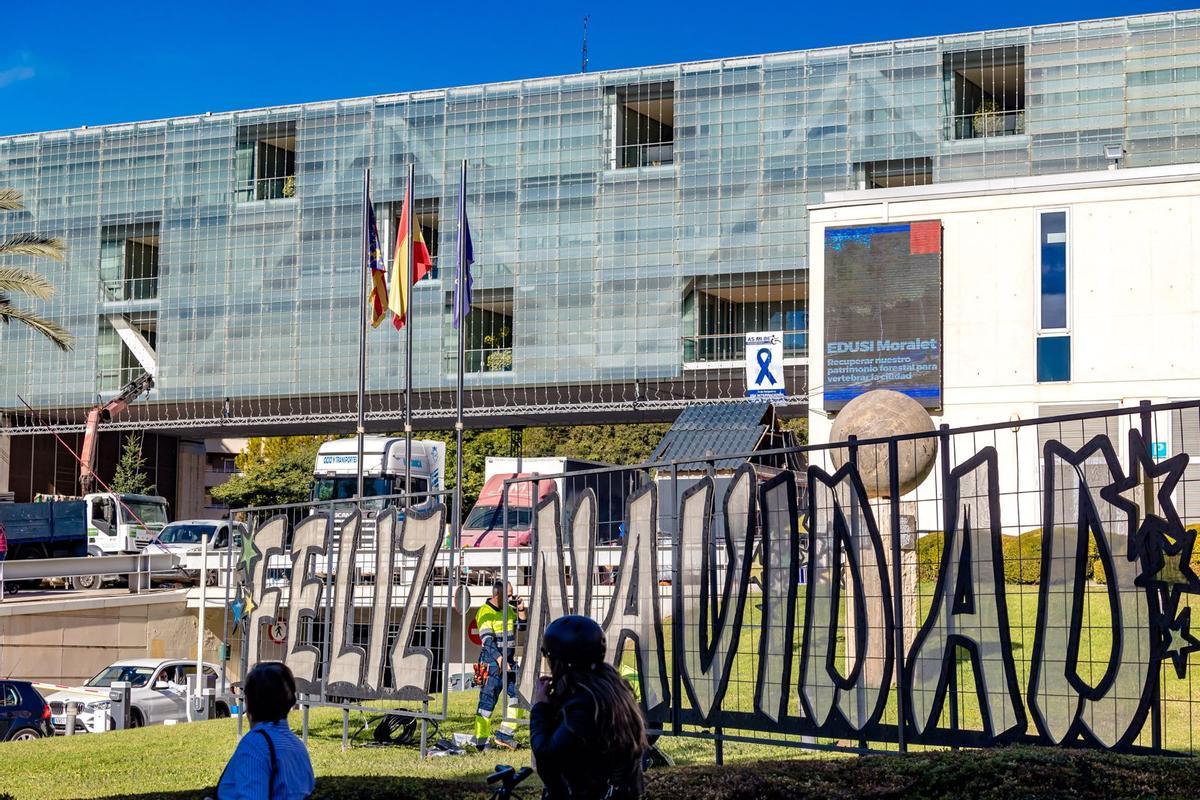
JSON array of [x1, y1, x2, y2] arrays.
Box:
[[215, 662, 315, 800]]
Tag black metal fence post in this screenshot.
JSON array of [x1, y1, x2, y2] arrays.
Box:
[[1139, 399, 1164, 753], [888, 438, 907, 751], [937, 423, 959, 743]]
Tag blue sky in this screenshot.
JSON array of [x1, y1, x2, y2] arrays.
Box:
[[0, 0, 1192, 136]]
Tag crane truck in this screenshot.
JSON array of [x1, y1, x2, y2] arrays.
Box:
[[0, 373, 169, 589]]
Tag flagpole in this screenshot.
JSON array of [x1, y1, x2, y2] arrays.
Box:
[[404, 163, 415, 512], [356, 169, 370, 502], [454, 159, 467, 552]]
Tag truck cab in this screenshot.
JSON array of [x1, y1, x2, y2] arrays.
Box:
[[311, 437, 445, 512], [83, 493, 169, 555]]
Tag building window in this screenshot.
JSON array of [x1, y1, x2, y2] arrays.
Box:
[[456, 288, 513, 373], [98, 312, 157, 392], [682, 274, 807, 364], [100, 223, 159, 301], [395, 198, 440, 279], [1036, 210, 1070, 383], [856, 158, 932, 189], [614, 83, 674, 169], [235, 122, 297, 202], [944, 46, 1025, 140]]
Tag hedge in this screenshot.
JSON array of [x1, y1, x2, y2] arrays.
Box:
[[917, 530, 1105, 587], [81, 747, 1200, 800]]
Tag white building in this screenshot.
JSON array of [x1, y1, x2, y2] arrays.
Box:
[[807, 163, 1200, 531]]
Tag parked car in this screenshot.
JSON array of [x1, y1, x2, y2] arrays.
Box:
[[148, 520, 246, 585], [44, 658, 234, 733], [0, 680, 53, 741]]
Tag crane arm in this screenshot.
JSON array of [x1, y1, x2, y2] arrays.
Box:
[[79, 373, 155, 494]]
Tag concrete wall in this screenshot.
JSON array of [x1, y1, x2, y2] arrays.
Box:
[[808, 164, 1200, 530], [0, 591, 230, 685]]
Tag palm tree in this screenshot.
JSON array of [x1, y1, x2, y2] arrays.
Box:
[[0, 188, 73, 351]]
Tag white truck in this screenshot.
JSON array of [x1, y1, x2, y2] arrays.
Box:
[[10, 492, 169, 590], [311, 436, 445, 508]]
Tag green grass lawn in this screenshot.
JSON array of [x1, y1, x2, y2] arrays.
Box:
[[0, 691, 801, 800], [4, 580, 1194, 799]]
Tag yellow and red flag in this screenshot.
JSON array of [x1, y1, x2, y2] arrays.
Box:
[[389, 184, 434, 331], [365, 202, 389, 328]]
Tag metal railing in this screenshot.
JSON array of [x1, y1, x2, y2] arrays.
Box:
[[682, 330, 807, 363], [100, 276, 158, 302], [951, 109, 1026, 140], [617, 141, 674, 168], [235, 175, 295, 203], [445, 347, 513, 373], [98, 366, 147, 394]]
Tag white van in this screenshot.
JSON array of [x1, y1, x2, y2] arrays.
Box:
[[312, 436, 444, 508]]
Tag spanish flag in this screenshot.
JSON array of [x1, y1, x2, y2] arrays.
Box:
[[389, 183, 434, 331], [366, 201, 389, 328]]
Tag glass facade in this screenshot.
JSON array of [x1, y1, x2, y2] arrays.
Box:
[[1, 10, 1198, 431]]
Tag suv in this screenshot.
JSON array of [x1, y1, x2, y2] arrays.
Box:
[[44, 659, 234, 733], [0, 680, 53, 741], [148, 520, 247, 585]]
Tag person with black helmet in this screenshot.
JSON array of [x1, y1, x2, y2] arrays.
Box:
[[530, 615, 647, 800]]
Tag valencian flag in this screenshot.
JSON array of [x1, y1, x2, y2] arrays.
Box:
[[452, 167, 474, 330], [366, 201, 389, 328], [388, 181, 434, 331]]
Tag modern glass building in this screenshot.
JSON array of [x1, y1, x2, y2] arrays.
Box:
[[1, 9, 1199, 438]]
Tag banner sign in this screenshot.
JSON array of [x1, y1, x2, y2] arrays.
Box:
[[823, 221, 942, 411], [745, 331, 786, 398], [240, 421, 1199, 755]]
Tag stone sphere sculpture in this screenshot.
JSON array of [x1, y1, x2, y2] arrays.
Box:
[[829, 389, 937, 499]]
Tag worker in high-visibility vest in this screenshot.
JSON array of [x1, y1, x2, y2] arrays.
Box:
[[473, 580, 527, 749]]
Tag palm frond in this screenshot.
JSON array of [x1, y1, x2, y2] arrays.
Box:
[[0, 234, 65, 261], [0, 267, 56, 301], [0, 189, 22, 211], [0, 301, 74, 351]]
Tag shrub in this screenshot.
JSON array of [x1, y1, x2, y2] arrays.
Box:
[[1002, 530, 1043, 585], [916, 532, 944, 582]]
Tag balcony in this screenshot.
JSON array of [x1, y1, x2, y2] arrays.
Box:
[[950, 109, 1025, 140], [618, 141, 674, 169], [235, 175, 295, 203], [683, 331, 807, 365], [100, 276, 158, 303], [448, 347, 513, 374]]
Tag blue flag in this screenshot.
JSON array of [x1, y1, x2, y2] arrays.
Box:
[[452, 165, 474, 330]]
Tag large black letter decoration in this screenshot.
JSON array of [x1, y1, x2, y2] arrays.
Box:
[[519, 492, 570, 704], [678, 465, 756, 723], [1029, 435, 1156, 748], [244, 515, 287, 665], [602, 484, 669, 714], [285, 513, 332, 694], [325, 511, 365, 696], [383, 503, 447, 700], [755, 471, 800, 723], [905, 448, 1025, 742], [360, 508, 399, 697], [800, 463, 894, 733]]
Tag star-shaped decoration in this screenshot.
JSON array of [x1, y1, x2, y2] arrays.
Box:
[[1161, 602, 1200, 679], [1140, 524, 1200, 592], [1099, 429, 1190, 566], [239, 527, 260, 574]]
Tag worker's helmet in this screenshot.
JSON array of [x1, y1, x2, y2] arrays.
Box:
[[541, 615, 605, 669]]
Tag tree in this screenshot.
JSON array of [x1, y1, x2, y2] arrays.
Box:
[[0, 189, 73, 351], [110, 433, 154, 495], [212, 436, 335, 509]]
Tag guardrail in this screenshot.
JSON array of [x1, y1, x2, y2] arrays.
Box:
[[0, 552, 180, 598]]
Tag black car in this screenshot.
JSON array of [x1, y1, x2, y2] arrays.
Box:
[[0, 680, 53, 741]]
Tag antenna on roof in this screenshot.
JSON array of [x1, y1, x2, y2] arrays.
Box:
[[581, 15, 590, 73]]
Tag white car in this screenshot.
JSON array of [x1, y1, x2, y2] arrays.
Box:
[[44, 658, 234, 733], [148, 520, 247, 585]]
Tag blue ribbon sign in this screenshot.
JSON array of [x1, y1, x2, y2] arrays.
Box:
[[745, 332, 785, 398], [755, 348, 777, 386]]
